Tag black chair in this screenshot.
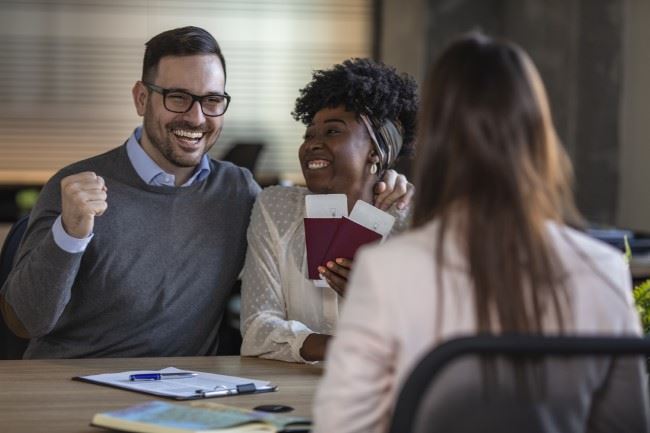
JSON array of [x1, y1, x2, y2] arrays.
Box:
[[389, 335, 650, 433], [216, 279, 243, 356], [0, 214, 30, 359], [221, 142, 264, 173]]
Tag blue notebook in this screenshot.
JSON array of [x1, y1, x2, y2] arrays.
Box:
[[91, 400, 311, 432]]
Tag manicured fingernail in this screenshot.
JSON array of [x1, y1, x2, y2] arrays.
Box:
[[326, 261, 334, 268], [318, 266, 326, 274], [335, 258, 344, 264]]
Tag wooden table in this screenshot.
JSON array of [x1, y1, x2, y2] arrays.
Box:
[[0, 356, 323, 433]]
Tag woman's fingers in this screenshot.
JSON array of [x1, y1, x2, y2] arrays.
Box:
[[318, 258, 353, 297]]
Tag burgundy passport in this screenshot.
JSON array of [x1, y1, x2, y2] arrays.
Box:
[[321, 217, 382, 266], [304, 218, 342, 279]]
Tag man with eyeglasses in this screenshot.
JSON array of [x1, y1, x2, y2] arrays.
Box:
[[0, 26, 411, 359]]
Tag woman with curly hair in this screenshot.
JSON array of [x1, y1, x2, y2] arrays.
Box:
[[313, 34, 648, 433], [240, 58, 418, 363]]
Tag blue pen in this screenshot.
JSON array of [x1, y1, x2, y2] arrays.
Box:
[[129, 372, 198, 381]]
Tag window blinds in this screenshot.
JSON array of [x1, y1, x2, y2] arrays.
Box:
[[0, 0, 372, 184]]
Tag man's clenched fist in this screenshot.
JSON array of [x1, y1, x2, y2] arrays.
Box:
[[60, 172, 108, 239]]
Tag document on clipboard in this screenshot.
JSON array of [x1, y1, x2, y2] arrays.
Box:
[[75, 367, 277, 400]]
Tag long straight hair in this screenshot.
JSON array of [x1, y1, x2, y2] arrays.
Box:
[[413, 34, 583, 334]]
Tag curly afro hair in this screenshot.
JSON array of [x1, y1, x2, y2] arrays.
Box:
[[292, 58, 418, 157]]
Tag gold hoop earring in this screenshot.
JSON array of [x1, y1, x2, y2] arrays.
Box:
[[370, 163, 378, 175]]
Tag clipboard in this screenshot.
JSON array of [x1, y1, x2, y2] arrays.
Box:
[[74, 366, 277, 400]]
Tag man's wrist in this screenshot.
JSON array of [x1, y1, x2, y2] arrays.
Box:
[[52, 215, 93, 253]]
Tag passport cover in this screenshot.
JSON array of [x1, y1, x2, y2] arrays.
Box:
[[304, 218, 342, 279], [321, 217, 382, 265]]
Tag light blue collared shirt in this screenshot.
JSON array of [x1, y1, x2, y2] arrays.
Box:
[[53, 126, 212, 253], [126, 126, 211, 187]]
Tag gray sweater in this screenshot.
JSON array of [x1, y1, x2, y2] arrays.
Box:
[[1, 145, 260, 358]]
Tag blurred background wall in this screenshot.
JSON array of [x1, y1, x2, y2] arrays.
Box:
[[1, 0, 650, 233], [0, 0, 373, 185], [382, 0, 640, 229]]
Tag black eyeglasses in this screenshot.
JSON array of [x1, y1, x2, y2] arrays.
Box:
[[143, 82, 231, 117]]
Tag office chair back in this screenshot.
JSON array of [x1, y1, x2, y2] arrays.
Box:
[[0, 214, 30, 359], [389, 335, 650, 433], [221, 142, 264, 173]]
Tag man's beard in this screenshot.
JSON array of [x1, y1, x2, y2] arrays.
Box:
[[143, 114, 219, 168]]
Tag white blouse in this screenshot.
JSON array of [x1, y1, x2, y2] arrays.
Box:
[[240, 185, 409, 363]]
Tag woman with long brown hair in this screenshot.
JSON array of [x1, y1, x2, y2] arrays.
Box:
[[313, 34, 648, 433]]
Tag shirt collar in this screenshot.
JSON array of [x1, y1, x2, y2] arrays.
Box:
[[126, 126, 211, 187]]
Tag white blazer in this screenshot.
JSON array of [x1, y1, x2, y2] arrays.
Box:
[[313, 220, 648, 433]]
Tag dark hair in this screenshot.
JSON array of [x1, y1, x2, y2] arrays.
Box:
[[292, 58, 418, 161], [414, 33, 583, 334], [142, 26, 226, 83]]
